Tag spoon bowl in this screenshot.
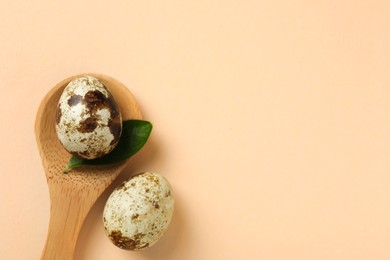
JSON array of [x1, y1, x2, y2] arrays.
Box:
[[35, 74, 142, 259]]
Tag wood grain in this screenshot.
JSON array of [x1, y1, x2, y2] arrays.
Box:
[[35, 74, 142, 260]]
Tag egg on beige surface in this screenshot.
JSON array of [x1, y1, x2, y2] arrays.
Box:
[[55, 76, 122, 159], [103, 172, 175, 250]]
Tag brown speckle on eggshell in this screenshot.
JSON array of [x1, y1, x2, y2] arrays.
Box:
[[55, 76, 122, 159]]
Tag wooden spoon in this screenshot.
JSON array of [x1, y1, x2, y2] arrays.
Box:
[[35, 74, 142, 259]]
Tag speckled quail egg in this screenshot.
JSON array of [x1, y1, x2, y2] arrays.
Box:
[[55, 76, 122, 159], [103, 172, 175, 250]]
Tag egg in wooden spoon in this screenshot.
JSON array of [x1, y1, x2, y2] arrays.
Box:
[[35, 74, 142, 259]]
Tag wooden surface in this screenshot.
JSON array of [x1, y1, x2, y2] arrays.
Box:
[[35, 74, 142, 259]]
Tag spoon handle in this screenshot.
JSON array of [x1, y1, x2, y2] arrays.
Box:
[[41, 184, 95, 260]]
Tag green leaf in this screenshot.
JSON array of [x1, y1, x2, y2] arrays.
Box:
[[64, 120, 152, 172]]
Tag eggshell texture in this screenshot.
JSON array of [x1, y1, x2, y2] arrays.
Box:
[[103, 172, 174, 250], [55, 76, 122, 159]]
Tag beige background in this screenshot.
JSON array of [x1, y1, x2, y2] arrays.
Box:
[[1, 0, 390, 259]]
